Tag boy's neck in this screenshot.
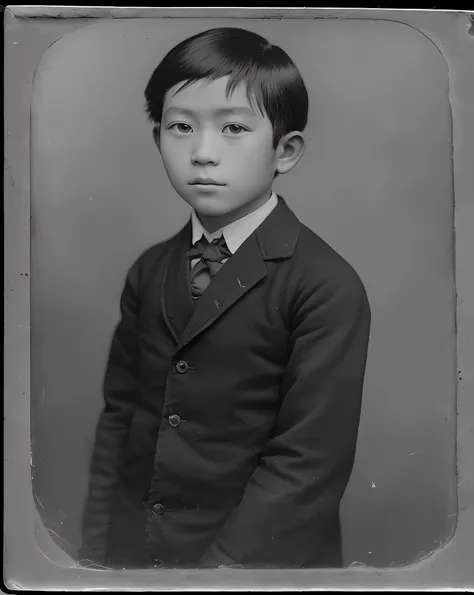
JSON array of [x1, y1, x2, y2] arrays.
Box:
[[196, 190, 273, 234]]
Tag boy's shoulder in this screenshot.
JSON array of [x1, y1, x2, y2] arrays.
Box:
[[126, 223, 187, 286], [292, 219, 368, 300]]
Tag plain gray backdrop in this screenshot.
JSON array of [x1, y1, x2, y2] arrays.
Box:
[[29, 17, 456, 569]]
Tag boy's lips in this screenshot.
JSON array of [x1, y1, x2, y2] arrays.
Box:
[[189, 177, 226, 186]]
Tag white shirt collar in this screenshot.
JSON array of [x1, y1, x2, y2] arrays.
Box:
[[191, 192, 278, 254]]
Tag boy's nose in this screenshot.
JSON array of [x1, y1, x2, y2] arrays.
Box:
[[191, 134, 220, 166]]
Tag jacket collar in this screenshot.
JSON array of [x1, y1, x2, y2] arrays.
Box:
[[255, 195, 300, 260]]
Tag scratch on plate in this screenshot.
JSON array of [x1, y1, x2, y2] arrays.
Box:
[[46, 527, 72, 551], [35, 495, 45, 509], [408, 451, 419, 456], [348, 560, 373, 568], [47, 528, 63, 540]]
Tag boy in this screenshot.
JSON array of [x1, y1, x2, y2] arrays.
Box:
[[79, 27, 371, 570]]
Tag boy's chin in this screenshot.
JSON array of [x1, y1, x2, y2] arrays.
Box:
[[184, 198, 236, 218], [180, 190, 270, 220], [194, 206, 233, 217]]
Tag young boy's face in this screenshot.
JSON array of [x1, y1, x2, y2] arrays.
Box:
[[155, 76, 293, 225]]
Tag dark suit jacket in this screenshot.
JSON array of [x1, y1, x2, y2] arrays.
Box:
[[79, 195, 371, 569]]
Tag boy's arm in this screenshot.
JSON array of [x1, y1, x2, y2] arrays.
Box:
[[199, 266, 371, 568], [78, 263, 141, 566]]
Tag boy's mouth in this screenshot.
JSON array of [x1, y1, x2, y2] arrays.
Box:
[[189, 177, 225, 186]]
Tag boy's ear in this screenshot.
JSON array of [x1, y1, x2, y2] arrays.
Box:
[[152, 124, 161, 153], [275, 131, 306, 175]]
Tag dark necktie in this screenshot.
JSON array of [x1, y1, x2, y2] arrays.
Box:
[[187, 235, 232, 298]]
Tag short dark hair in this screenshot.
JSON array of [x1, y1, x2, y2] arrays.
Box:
[[144, 27, 309, 148]]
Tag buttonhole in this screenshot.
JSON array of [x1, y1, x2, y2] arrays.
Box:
[[237, 277, 246, 288], [214, 298, 221, 308]]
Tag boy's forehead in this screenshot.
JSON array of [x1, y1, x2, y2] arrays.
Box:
[[163, 76, 261, 115]]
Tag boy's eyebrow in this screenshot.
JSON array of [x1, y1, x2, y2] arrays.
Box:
[[163, 106, 258, 118]]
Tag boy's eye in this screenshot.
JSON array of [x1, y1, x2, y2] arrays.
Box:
[[169, 123, 193, 134], [222, 124, 247, 135]]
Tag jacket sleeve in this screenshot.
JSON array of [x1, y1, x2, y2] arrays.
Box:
[[78, 263, 141, 566], [199, 266, 371, 568]]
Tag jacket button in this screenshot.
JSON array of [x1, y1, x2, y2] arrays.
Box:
[[168, 414, 181, 428], [176, 360, 189, 373], [151, 503, 165, 516]]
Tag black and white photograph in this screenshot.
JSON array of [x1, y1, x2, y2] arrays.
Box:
[[4, 6, 474, 591]]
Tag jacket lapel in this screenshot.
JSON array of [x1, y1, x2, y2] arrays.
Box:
[[161, 220, 196, 344], [176, 196, 301, 350], [178, 232, 266, 349]]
